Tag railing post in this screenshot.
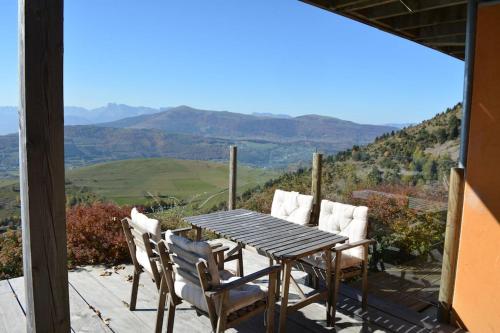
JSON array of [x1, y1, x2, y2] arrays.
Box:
[[310, 153, 323, 225], [228, 146, 237, 210], [438, 167, 465, 323], [19, 0, 70, 331]]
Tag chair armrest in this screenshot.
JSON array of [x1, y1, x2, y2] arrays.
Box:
[[211, 246, 230, 254], [161, 227, 193, 238], [205, 265, 281, 297], [333, 239, 376, 253]]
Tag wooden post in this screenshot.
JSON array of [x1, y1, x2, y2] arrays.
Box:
[[310, 153, 323, 225], [438, 167, 465, 323], [19, 0, 70, 331], [228, 146, 237, 210]]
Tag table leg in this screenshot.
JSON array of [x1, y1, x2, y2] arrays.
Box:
[[194, 226, 201, 241], [325, 249, 333, 325], [278, 260, 292, 333]]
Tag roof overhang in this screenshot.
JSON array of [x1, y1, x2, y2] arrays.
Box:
[[301, 0, 467, 60]]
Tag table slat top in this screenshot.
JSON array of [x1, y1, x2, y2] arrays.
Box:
[[185, 209, 347, 260]]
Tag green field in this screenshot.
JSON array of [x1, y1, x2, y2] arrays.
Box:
[[66, 158, 277, 207]]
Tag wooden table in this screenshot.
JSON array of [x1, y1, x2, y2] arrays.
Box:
[[184, 209, 348, 332]]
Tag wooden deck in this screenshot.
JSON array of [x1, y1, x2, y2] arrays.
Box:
[[351, 256, 442, 315], [0, 239, 461, 333]]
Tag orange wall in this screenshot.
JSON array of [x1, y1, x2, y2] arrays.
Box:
[[453, 3, 500, 332]]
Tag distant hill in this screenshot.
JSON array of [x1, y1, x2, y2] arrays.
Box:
[[0, 103, 162, 135], [251, 112, 292, 119], [102, 105, 396, 144], [0, 125, 345, 176], [0, 105, 395, 173]]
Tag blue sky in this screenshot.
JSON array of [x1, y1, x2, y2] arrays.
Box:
[[0, 0, 464, 124]]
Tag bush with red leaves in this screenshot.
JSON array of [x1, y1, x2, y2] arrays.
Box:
[[66, 203, 132, 266], [0, 230, 23, 279]]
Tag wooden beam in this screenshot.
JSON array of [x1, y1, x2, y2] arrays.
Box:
[[228, 146, 237, 210], [410, 21, 466, 40], [330, 0, 396, 11], [342, 0, 397, 12], [359, 0, 467, 20], [19, 0, 70, 332], [438, 168, 465, 323], [379, 4, 468, 31]]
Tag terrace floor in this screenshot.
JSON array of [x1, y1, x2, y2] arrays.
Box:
[[0, 239, 462, 333]]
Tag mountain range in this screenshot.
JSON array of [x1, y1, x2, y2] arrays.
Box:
[[0, 104, 161, 135], [0, 104, 396, 175]]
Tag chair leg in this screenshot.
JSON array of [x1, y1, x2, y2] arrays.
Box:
[[236, 247, 244, 277], [129, 270, 141, 311], [155, 277, 167, 333], [166, 295, 176, 333], [216, 292, 228, 333], [266, 271, 277, 333], [361, 261, 369, 310], [329, 257, 342, 327]]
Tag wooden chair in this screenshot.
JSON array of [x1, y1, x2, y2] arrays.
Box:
[[121, 208, 236, 311], [294, 200, 375, 326], [269, 189, 314, 296], [154, 230, 281, 333]]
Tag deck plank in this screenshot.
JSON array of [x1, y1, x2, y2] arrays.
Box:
[[0, 280, 25, 333], [8, 276, 111, 333], [69, 270, 152, 333]]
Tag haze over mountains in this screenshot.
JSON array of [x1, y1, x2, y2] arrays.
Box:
[[0, 104, 396, 175], [0, 104, 160, 135]]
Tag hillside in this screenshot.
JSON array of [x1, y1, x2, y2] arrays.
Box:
[[0, 125, 348, 176], [0, 105, 396, 175], [242, 104, 461, 206], [103, 105, 396, 144], [239, 103, 462, 260], [66, 158, 277, 206], [0, 158, 277, 225]]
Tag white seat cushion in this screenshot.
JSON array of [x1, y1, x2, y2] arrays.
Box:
[[300, 250, 362, 270], [271, 189, 313, 225], [174, 271, 266, 315], [130, 207, 161, 275]]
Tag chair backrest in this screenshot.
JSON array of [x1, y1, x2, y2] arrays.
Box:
[[124, 208, 161, 276], [318, 200, 369, 260], [163, 230, 221, 288], [271, 189, 313, 225]]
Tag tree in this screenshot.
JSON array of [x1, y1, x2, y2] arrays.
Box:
[[422, 159, 438, 181], [448, 115, 460, 139], [435, 128, 448, 144], [367, 166, 383, 186]]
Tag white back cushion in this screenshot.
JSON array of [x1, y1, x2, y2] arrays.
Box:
[[271, 189, 313, 225], [130, 207, 161, 274], [318, 200, 368, 260], [131, 207, 161, 240], [164, 230, 220, 286]]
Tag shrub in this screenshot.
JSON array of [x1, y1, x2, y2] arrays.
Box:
[[66, 203, 131, 266], [0, 230, 23, 279]]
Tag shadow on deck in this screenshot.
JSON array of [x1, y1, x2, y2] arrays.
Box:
[[0, 239, 462, 333]]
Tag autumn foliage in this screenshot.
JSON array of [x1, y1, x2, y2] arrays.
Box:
[[66, 203, 131, 266], [0, 230, 23, 279]]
